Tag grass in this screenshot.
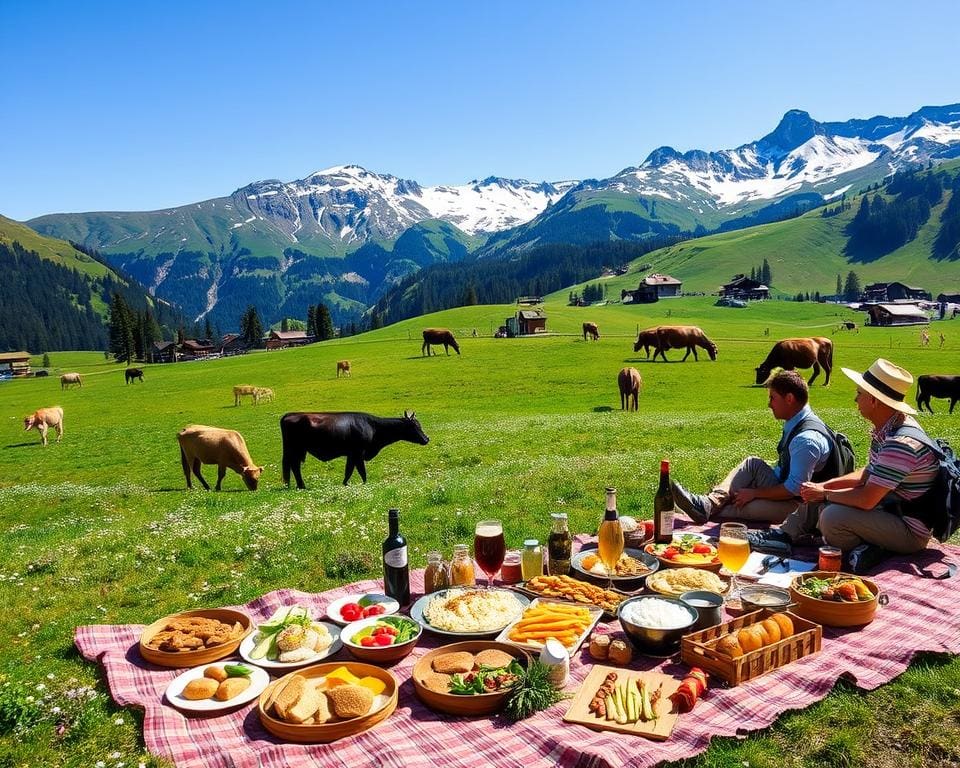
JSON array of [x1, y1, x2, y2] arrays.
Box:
[[1, 296, 959, 767]]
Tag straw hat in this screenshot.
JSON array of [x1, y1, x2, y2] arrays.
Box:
[[841, 358, 916, 414]]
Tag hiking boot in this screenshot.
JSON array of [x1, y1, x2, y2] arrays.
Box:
[[746, 529, 793, 558], [845, 543, 889, 575], [671, 480, 712, 524]]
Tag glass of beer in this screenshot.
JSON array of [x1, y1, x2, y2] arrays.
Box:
[[474, 519, 506, 588], [718, 522, 750, 603]]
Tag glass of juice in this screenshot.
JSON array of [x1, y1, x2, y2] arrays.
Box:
[[474, 519, 506, 588], [718, 522, 750, 604]]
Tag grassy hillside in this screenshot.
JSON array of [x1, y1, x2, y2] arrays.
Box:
[[0, 214, 113, 280], [1, 297, 959, 766], [558, 161, 960, 301]]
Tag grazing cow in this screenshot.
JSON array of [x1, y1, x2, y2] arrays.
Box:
[[281, 411, 430, 488], [617, 367, 642, 411], [233, 385, 258, 406], [582, 322, 600, 341], [125, 367, 144, 384], [916, 374, 960, 414], [60, 372, 82, 389], [177, 425, 263, 491], [633, 327, 660, 358], [253, 386, 274, 405], [34, 370, 49, 378], [755, 337, 833, 386], [653, 326, 718, 362], [422, 328, 460, 356], [337, 360, 351, 378], [23, 406, 64, 446]]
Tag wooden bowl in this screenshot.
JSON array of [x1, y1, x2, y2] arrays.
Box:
[[258, 662, 398, 743], [789, 571, 880, 627], [644, 543, 723, 573], [412, 641, 529, 716], [139, 608, 253, 667]]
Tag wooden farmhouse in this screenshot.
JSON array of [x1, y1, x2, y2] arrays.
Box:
[[504, 308, 547, 337], [0, 351, 31, 377], [720, 275, 769, 300], [265, 330, 314, 350], [621, 273, 682, 304], [863, 282, 931, 302], [865, 303, 930, 327]]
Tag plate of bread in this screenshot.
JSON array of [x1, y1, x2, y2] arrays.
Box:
[[165, 660, 269, 713]]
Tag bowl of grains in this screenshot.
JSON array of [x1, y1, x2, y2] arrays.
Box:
[[410, 589, 529, 638]]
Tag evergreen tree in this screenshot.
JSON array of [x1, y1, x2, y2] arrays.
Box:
[[240, 306, 263, 346], [204, 316, 214, 342], [750, 266, 757, 282], [109, 293, 136, 363], [42, 352, 50, 368], [316, 303, 334, 341], [281, 317, 290, 332], [306, 305, 316, 337], [463, 285, 479, 306], [836, 274, 843, 297], [844, 271, 861, 301], [761, 258, 772, 286]]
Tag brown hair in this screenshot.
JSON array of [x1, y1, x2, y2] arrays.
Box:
[[766, 369, 809, 406]]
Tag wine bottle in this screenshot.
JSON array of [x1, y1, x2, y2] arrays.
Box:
[[382, 508, 410, 606], [653, 460, 675, 544]]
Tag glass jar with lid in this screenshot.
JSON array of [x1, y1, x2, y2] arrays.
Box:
[[449, 543, 476, 586], [547, 513, 572, 576], [423, 551, 450, 593], [521, 539, 543, 580]]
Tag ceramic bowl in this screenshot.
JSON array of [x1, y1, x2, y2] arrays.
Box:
[[341, 616, 422, 664]]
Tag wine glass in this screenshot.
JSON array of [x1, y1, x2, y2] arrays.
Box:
[[474, 519, 506, 588], [718, 522, 750, 606]]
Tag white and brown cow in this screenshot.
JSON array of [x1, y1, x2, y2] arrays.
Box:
[[177, 425, 263, 491], [60, 372, 82, 389], [24, 406, 64, 446]]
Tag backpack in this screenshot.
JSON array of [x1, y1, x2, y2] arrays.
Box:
[[893, 425, 960, 543], [780, 417, 856, 483]]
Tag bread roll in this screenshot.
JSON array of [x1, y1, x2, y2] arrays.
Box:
[[215, 676, 251, 701], [203, 666, 228, 682], [327, 684, 374, 719], [182, 677, 219, 700], [589, 633, 611, 660], [432, 651, 474, 674]]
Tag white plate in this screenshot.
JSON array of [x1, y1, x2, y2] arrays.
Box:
[[410, 588, 530, 638], [165, 661, 269, 713], [325, 594, 400, 626], [238, 622, 342, 669], [495, 598, 603, 654]]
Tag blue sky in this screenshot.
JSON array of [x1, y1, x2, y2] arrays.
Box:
[[2, 0, 958, 220]]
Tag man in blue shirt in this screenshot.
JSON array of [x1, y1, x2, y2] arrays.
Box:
[[672, 370, 835, 524]]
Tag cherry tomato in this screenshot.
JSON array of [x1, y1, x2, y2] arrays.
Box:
[[373, 633, 393, 646], [692, 544, 713, 554], [360, 635, 377, 647], [662, 547, 680, 560], [363, 604, 386, 618], [340, 603, 362, 621]]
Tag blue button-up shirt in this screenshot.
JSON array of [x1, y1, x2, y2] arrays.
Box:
[[774, 405, 832, 494]]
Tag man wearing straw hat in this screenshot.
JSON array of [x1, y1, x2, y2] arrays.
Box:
[[751, 358, 938, 572]]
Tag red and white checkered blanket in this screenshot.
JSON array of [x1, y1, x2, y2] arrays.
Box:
[[75, 539, 960, 768]]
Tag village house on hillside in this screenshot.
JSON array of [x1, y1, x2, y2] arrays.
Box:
[[621, 273, 682, 304], [150, 335, 254, 363], [863, 282, 931, 302], [865, 303, 930, 327], [503, 308, 547, 337], [265, 329, 314, 350], [0, 351, 31, 377], [720, 274, 769, 300]]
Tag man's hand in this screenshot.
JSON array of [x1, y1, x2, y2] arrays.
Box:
[[799, 481, 825, 503], [731, 488, 759, 508]]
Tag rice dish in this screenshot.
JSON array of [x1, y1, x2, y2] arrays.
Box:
[[621, 599, 694, 629], [423, 589, 523, 632], [647, 567, 726, 597]]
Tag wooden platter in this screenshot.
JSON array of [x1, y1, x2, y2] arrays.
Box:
[[258, 662, 398, 743], [562, 664, 681, 740], [139, 608, 253, 668]]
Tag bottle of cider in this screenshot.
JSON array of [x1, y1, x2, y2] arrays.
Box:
[[382, 508, 410, 606], [597, 487, 624, 579], [654, 460, 675, 544]]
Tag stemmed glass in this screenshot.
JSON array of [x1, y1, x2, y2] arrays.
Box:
[[718, 522, 750, 606], [474, 519, 506, 588]]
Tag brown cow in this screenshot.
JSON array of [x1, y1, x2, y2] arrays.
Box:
[[233, 385, 258, 406], [24, 406, 64, 446], [653, 326, 718, 362], [633, 327, 660, 358], [755, 337, 833, 386], [617, 367, 642, 411], [336, 360, 351, 378], [60, 372, 82, 389], [582, 322, 600, 341], [422, 328, 460, 356], [177, 425, 263, 491]]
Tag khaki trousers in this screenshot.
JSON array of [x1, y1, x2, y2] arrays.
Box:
[[709, 456, 800, 524], [780, 501, 930, 553]]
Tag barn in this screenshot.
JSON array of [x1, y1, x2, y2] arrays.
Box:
[[504, 309, 547, 337], [621, 273, 682, 304], [865, 303, 930, 327], [265, 330, 314, 350], [720, 275, 769, 300], [0, 351, 31, 377]]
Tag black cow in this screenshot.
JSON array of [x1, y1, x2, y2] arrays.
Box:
[[916, 374, 960, 414], [280, 411, 430, 488], [125, 367, 144, 384]]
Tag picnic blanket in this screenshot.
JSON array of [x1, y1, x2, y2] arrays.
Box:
[[76, 536, 960, 768]]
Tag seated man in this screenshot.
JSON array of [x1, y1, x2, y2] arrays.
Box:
[[755, 358, 938, 571], [672, 370, 837, 524]]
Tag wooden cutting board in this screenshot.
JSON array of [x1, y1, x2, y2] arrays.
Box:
[[562, 664, 681, 740]]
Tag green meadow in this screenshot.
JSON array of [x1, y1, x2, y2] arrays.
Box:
[[2, 296, 959, 767]]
